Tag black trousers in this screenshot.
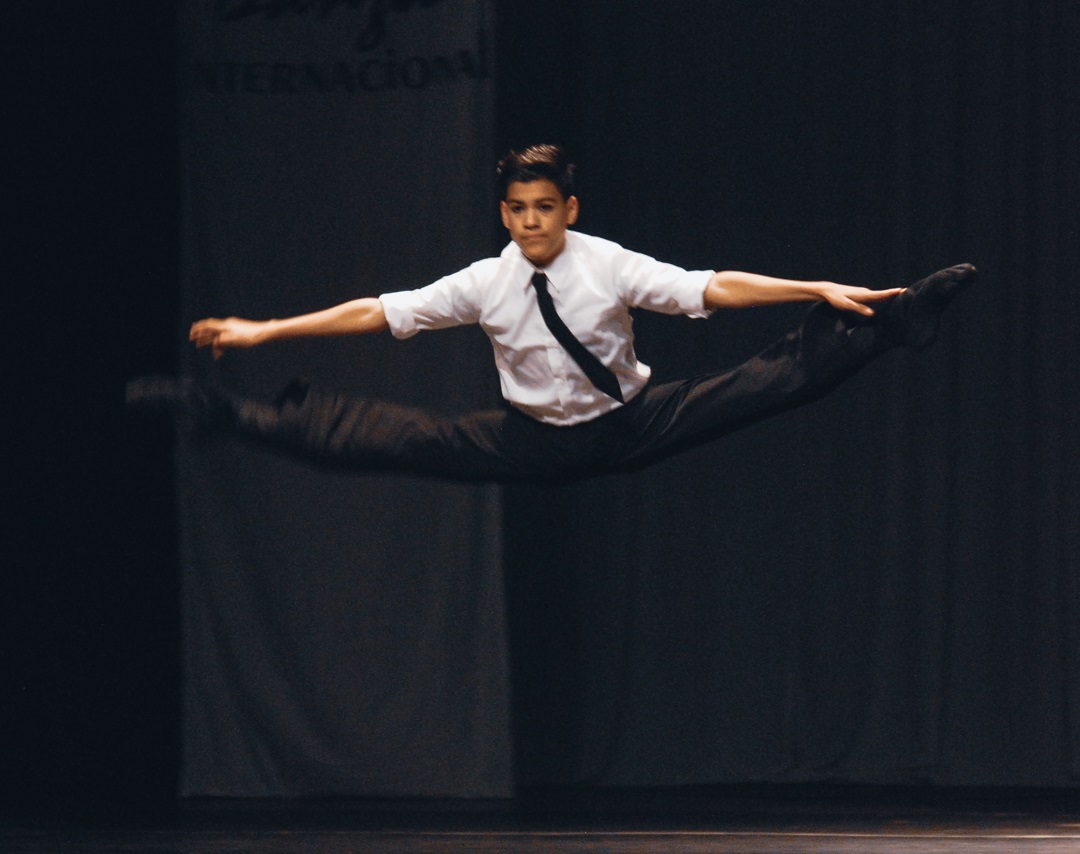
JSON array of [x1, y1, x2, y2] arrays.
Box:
[[226, 302, 889, 484]]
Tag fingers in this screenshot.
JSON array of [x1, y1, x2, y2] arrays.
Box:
[[190, 318, 226, 352], [834, 285, 905, 317], [862, 287, 904, 302], [190, 328, 216, 349]]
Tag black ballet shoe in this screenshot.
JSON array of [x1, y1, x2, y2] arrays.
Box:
[[125, 375, 233, 435], [879, 263, 977, 350]]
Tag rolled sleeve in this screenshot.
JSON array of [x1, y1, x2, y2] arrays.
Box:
[[379, 290, 420, 339], [378, 262, 489, 340], [613, 244, 714, 319], [667, 268, 715, 318]]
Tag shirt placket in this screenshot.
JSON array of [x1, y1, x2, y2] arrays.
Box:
[[539, 274, 581, 411]]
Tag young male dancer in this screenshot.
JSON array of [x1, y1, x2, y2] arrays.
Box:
[[129, 144, 975, 482]]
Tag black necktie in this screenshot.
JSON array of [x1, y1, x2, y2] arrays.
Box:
[[531, 271, 624, 403]]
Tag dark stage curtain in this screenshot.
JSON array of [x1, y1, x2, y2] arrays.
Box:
[[174, 0, 1078, 798], [501, 0, 1080, 787], [175, 0, 511, 797]]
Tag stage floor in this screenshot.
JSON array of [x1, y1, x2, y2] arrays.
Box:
[[4, 789, 1079, 853], [5, 821, 1080, 853]]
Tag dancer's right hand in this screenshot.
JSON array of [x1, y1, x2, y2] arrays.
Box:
[[190, 317, 267, 359]]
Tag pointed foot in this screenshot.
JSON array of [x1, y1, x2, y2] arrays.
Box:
[[880, 263, 977, 349]]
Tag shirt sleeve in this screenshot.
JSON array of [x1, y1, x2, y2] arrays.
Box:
[[613, 245, 714, 319], [379, 261, 491, 340]]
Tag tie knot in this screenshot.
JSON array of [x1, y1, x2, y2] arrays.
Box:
[[531, 271, 548, 291]]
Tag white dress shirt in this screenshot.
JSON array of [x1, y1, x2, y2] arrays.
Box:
[[379, 231, 714, 426]]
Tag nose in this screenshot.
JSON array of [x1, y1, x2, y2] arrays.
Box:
[[524, 207, 540, 228]]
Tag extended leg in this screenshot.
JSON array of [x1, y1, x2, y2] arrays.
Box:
[[615, 263, 976, 470], [127, 376, 536, 482]]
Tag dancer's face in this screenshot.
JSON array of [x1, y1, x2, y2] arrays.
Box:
[[500, 179, 579, 268]]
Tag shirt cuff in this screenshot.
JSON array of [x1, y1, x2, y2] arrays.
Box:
[[378, 291, 418, 339], [688, 270, 716, 318]]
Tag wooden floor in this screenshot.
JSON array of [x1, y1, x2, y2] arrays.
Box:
[[4, 788, 1079, 853], [5, 824, 1080, 853]]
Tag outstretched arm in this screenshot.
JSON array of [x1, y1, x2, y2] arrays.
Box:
[[190, 297, 388, 359], [704, 271, 903, 316]]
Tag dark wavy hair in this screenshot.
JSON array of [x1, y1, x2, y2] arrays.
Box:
[[496, 144, 576, 200]]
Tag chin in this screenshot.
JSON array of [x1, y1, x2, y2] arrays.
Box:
[[521, 245, 552, 266]]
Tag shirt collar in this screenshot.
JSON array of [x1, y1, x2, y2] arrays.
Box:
[[512, 231, 576, 292]]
